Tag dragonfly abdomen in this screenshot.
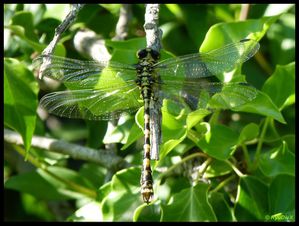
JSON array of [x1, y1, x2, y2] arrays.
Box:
[[140, 95, 154, 203]]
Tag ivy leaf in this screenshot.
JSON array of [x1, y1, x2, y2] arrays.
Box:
[[101, 167, 142, 221], [262, 62, 295, 110], [268, 174, 295, 220], [259, 142, 295, 177], [200, 15, 281, 52], [161, 183, 217, 221], [190, 124, 239, 160], [208, 192, 234, 221], [235, 175, 269, 221], [232, 91, 285, 123]]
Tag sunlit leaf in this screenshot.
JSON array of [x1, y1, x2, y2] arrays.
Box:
[[4, 58, 38, 151]]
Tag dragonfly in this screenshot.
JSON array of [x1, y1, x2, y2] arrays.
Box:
[[33, 38, 260, 204]]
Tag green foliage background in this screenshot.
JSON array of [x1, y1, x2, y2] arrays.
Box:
[[4, 4, 295, 222]]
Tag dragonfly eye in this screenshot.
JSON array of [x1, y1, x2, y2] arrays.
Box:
[[150, 49, 160, 61], [137, 49, 148, 59]]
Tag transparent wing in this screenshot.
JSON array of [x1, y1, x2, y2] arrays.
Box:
[[33, 55, 137, 89], [155, 39, 260, 79], [158, 78, 257, 113], [40, 83, 142, 120]]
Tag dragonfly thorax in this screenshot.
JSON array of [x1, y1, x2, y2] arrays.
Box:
[[135, 48, 159, 90]]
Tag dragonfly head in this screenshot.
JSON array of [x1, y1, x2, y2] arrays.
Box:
[[137, 48, 160, 61]]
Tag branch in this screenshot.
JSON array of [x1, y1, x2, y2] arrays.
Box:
[[73, 4, 132, 62], [144, 4, 162, 51], [38, 4, 85, 79], [239, 4, 250, 21], [73, 29, 111, 62], [144, 4, 163, 160], [112, 4, 132, 41], [4, 128, 129, 170]]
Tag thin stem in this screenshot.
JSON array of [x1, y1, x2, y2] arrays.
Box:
[[254, 51, 273, 76], [253, 117, 270, 169], [208, 110, 220, 125], [225, 160, 244, 177], [210, 174, 236, 193], [241, 143, 252, 171], [159, 152, 208, 179], [198, 157, 213, 175], [38, 4, 84, 79]]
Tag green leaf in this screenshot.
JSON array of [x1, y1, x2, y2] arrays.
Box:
[[161, 183, 217, 221], [186, 109, 211, 129], [39, 166, 95, 190], [268, 175, 295, 220], [79, 163, 107, 189], [235, 175, 269, 221], [4, 170, 76, 200], [101, 167, 142, 221], [267, 12, 295, 65], [136, 102, 189, 162], [85, 120, 107, 149], [5, 24, 66, 55], [71, 201, 102, 222], [103, 116, 134, 144], [232, 91, 285, 123], [238, 123, 259, 144], [106, 37, 146, 51], [133, 204, 161, 222], [200, 15, 281, 52], [4, 58, 38, 151], [11, 11, 38, 42], [208, 192, 234, 221], [159, 105, 188, 160], [259, 142, 295, 177], [43, 4, 72, 21], [191, 124, 239, 160], [204, 160, 232, 178], [262, 62, 295, 110], [121, 122, 143, 151]]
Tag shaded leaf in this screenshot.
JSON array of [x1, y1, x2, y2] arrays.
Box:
[[161, 183, 217, 221], [208, 192, 233, 221], [268, 174, 295, 221], [235, 175, 269, 221]]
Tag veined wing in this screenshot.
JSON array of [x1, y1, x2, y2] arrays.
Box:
[[40, 83, 142, 120], [159, 79, 257, 112], [155, 39, 260, 79], [33, 55, 137, 89]]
